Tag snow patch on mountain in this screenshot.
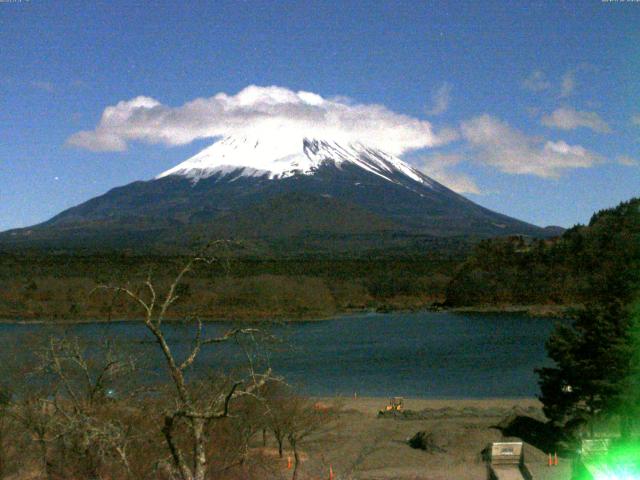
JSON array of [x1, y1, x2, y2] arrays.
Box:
[[157, 135, 435, 188]]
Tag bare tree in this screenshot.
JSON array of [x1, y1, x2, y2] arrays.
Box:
[[22, 334, 141, 479], [263, 382, 290, 459], [262, 382, 337, 480], [96, 243, 273, 480], [285, 396, 332, 480]]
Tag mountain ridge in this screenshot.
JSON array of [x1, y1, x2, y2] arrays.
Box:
[[0, 136, 557, 252]]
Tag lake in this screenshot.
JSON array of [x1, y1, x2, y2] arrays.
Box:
[[0, 311, 559, 398]]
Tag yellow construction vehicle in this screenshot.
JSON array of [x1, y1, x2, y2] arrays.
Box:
[[383, 397, 404, 412]]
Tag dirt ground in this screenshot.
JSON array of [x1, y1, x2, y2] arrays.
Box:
[[272, 397, 572, 480]]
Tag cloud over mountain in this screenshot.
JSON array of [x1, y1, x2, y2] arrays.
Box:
[[67, 85, 454, 156]]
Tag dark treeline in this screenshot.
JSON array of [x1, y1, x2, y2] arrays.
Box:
[[445, 197, 640, 308], [0, 246, 467, 321]]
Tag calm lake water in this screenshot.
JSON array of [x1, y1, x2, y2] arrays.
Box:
[[0, 311, 558, 398]]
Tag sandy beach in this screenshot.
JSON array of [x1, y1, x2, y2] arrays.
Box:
[[277, 397, 571, 480]]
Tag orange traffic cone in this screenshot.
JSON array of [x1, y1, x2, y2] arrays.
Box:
[[554, 452, 558, 466], [329, 464, 334, 480], [287, 456, 292, 469], [548, 453, 552, 466]]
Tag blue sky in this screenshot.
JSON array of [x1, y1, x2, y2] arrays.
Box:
[[1, 0, 639, 232]]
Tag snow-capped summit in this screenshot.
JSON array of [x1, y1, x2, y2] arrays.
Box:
[[157, 135, 433, 187]]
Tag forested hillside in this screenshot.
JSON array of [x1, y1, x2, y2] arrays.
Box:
[[445, 198, 640, 308]]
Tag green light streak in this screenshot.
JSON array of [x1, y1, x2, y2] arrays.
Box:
[[591, 466, 640, 480], [580, 443, 640, 480]]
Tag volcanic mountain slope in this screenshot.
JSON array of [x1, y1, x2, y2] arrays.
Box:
[[1, 135, 553, 251]]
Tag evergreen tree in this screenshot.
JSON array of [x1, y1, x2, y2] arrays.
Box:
[[537, 301, 632, 435]]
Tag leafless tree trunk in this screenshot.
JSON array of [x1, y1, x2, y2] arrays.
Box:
[[275, 428, 285, 458], [96, 243, 273, 480], [289, 436, 300, 480]]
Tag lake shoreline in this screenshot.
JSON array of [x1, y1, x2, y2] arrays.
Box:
[[447, 303, 574, 317], [318, 395, 542, 414], [0, 302, 572, 324]]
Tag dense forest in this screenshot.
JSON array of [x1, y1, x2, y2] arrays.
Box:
[[445, 197, 640, 309], [0, 247, 466, 321]]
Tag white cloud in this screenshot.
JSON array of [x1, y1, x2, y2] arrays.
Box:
[[460, 114, 601, 178], [541, 107, 611, 133], [67, 85, 453, 155], [522, 70, 551, 92], [618, 155, 639, 167], [426, 82, 452, 116], [31, 81, 54, 92], [632, 114, 640, 126], [560, 71, 575, 97], [416, 153, 481, 194]]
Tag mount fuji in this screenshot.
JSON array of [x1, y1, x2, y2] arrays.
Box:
[[0, 135, 554, 252], [157, 135, 433, 185]]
